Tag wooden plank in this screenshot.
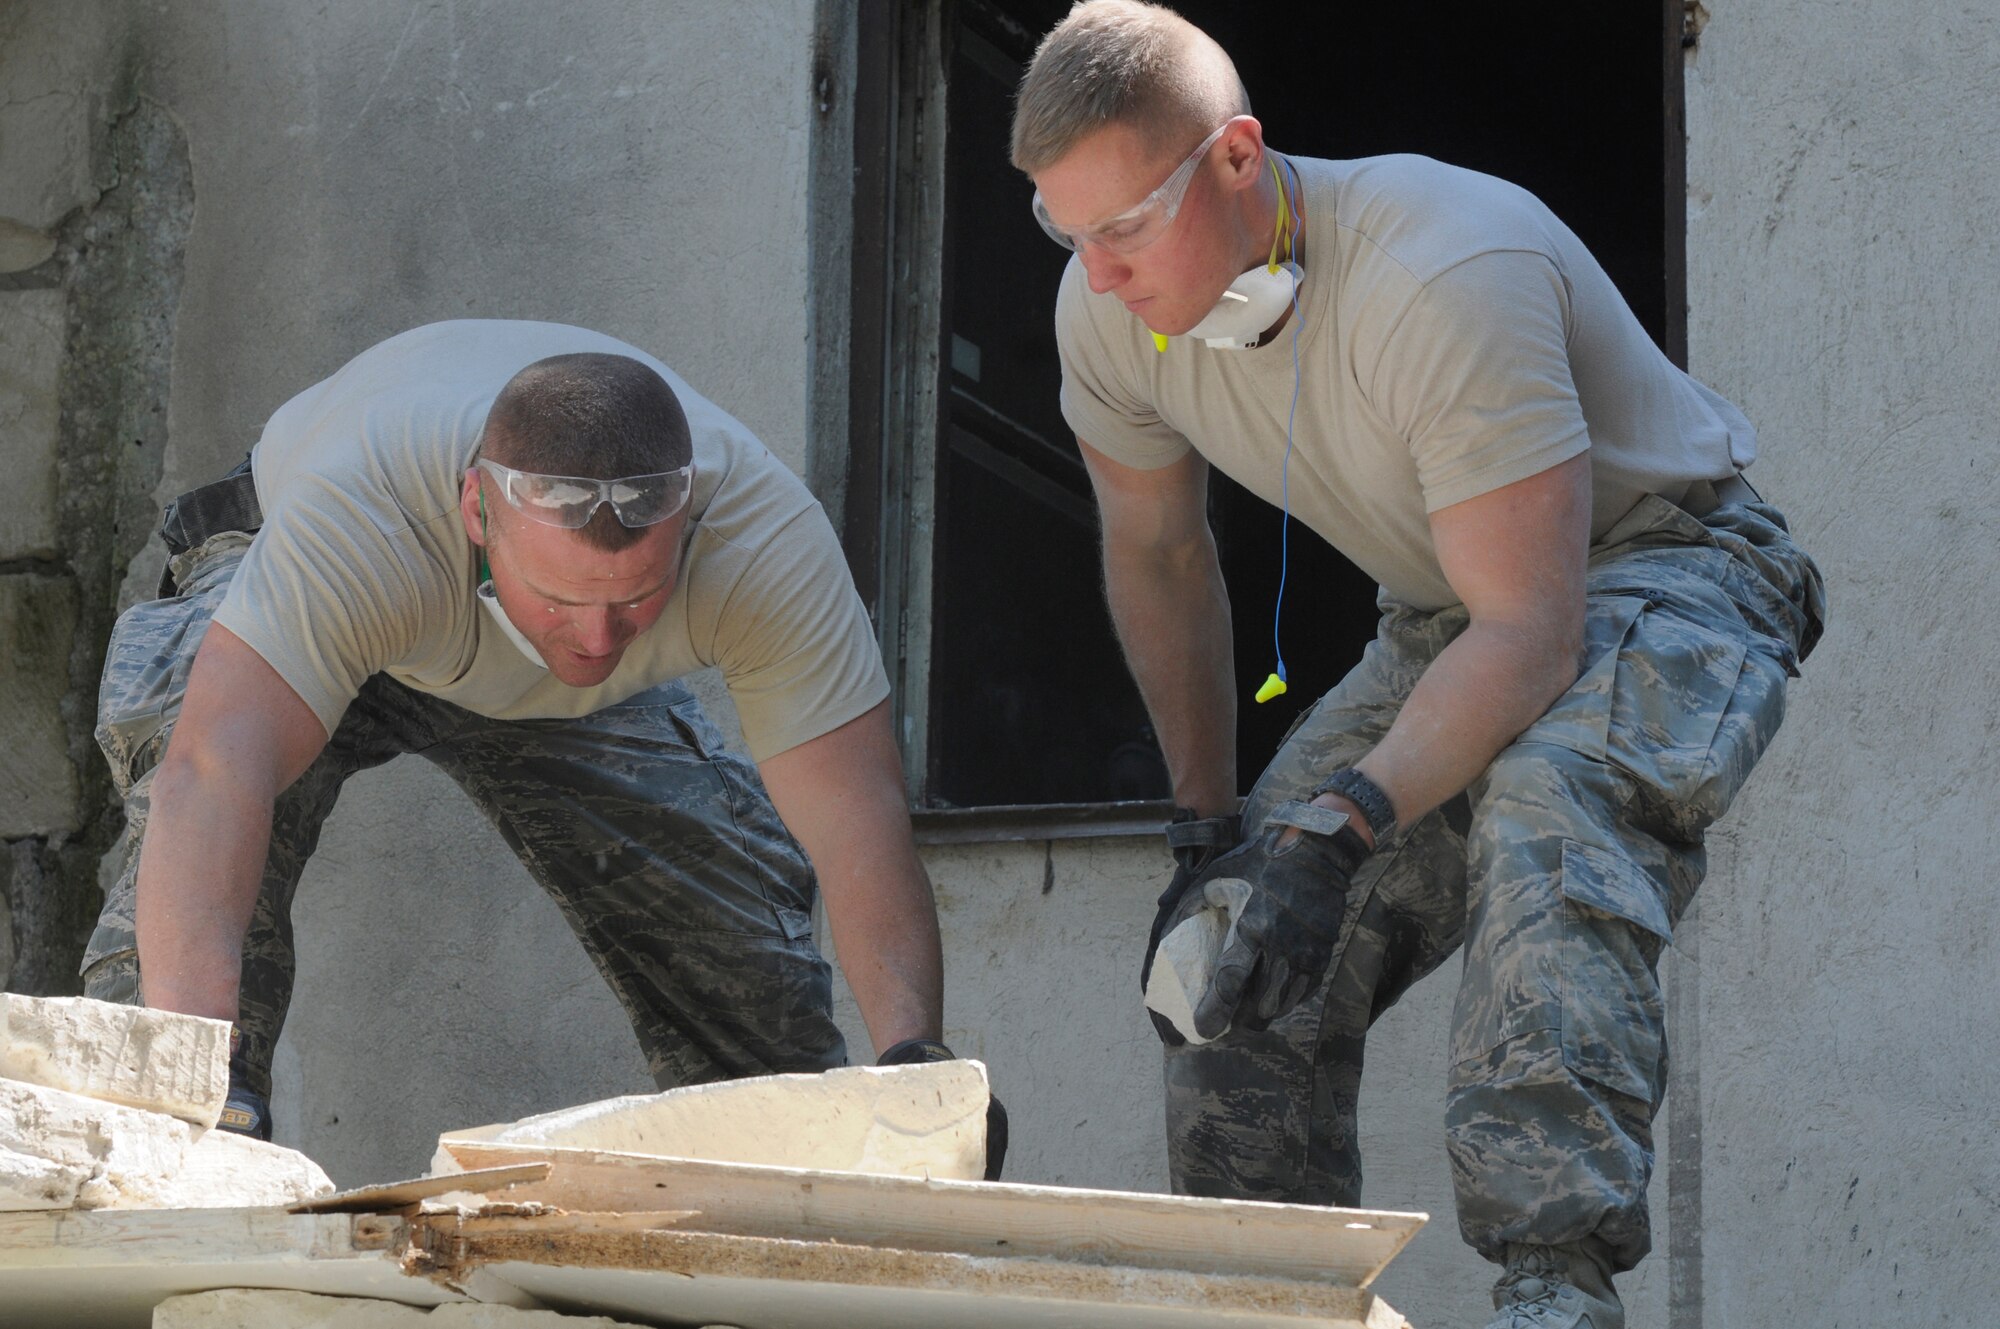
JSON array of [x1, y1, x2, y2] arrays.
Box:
[[417, 1212, 1413, 1329], [440, 1140, 1425, 1289], [288, 1163, 551, 1214], [0, 1208, 461, 1327]]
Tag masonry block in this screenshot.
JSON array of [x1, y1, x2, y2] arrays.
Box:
[[160, 1129, 334, 1208], [0, 289, 64, 561], [438, 1061, 991, 1180], [0, 1078, 333, 1211], [0, 573, 81, 837], [0, 994, 230, 1128], [0, 1078, 192, 1211]]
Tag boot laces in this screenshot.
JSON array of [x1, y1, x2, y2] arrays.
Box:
[[1492, 1247, 1576, 1325]]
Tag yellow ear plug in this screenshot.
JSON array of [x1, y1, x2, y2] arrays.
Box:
[[1254, 672, 1288, 704], [1152, 331, 1169, 353]]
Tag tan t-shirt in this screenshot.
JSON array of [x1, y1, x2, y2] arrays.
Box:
[[1057, 153, 1756, 611], [213, 320, 887, 762]]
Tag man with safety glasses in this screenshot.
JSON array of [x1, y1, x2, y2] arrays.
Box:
[[81, 319, 996, 1174], [1013, 3, 1822, 1326]]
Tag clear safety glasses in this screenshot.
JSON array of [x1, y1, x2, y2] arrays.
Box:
[[476, 457, 694, 529], [1031, 120, 1231, 255]]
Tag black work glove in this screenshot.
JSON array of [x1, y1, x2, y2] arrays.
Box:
[[1140, 809, 1242, 1046], [877, 1038, 1009, 1181], [217, 1046, 272, 1141], [1155, 799, 1370, 1043]]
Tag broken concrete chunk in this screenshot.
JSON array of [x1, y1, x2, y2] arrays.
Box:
[[1144, 905, 1232, 1046], [0, 993, 230, 1128], [0, 1078, 192, 1211], [437, 1061, 989, 1180], [153, 1288, 651, 1328], [148, 1128, 335, 1208]]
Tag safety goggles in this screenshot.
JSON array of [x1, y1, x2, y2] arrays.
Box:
[[475, 457, 694, 529], [1031, 120, 1231, 255]]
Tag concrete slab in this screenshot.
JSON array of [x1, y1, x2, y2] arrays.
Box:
[[436, 1062, 988, 1181], [0, 1079, 192, 1211], [0, 993, 231, 1128], [154, 1287, 647, 1328], [166, 1131, 335, 1209], [0, 1208, 459, 1327]]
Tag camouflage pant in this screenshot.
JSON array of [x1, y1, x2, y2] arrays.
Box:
[[1165, 494, 1825, 1273], [82, 533, 848, 1101]]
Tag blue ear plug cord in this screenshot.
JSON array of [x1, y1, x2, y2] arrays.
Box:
[[1254, 154, 1304, 706]]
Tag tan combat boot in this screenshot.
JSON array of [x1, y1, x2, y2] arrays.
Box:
[[1483, 1240, 1624, 1329]]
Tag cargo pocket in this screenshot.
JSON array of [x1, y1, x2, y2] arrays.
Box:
[[1558, 839, 1671, 1104], [93, 598, 211, 795], [93, 533, 251, 794], [1605, 595, 1746, 796]]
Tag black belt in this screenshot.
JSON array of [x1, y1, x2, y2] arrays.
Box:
[[157, 454, 261, 595]]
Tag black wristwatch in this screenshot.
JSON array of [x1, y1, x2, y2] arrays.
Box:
[[1309, 767, 1397, 843]]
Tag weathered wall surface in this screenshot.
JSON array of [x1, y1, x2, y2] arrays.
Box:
[[0, 0, 829, 1158], [7, 4, 1989, 1327], [1685, 3, 2000, 1326], [0, 2, 194, 997]]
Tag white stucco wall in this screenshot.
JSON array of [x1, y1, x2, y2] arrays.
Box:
[[1684, 5, 2000, 1326]]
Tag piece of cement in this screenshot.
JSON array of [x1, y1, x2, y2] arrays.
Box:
[[153, 1288, 650, 1327], [0, 1078, 193, 1211], [161, 1130, 335, 1209], [1144, 905, 1232, 1046], [436, 1061, 989, 1181], [0, 1078, 331, 1211], [0, 993, 231, 1128]]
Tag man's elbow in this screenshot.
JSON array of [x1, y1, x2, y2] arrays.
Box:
[[1542, 607, 1587, 704], [153, 723, 279, 813]]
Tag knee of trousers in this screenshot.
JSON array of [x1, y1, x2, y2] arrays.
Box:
[[1448, 745, 1673, 1269]]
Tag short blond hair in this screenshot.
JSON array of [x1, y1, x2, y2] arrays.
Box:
[[1010, 1, 1250, 176]]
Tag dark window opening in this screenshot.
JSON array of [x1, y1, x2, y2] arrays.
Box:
[[902, 0, 1681, 809]]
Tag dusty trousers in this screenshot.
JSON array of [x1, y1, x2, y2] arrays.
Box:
[[82, 532, 849, 1099], [1164, 493, 1825, 1272]]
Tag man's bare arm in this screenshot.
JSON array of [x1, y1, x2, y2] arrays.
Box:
[[1316, 451, 1593, 844], [136, 623, 331, 1020], [758, 699, 943, 1057], [1079, 441, 1237, 817]]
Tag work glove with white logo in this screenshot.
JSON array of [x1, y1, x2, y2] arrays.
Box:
[[877, 1038, 1009, 1181], [1151, 799, 1369, 1043]]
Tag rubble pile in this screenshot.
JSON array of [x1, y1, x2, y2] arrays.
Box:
[[0, 994, 333, 1211]]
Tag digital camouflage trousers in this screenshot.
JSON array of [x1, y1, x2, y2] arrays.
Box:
[[82, 532, 849, 1100], [1165, 494, 1825, 1272]]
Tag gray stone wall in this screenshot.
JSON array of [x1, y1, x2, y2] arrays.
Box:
[[1684, 3, 2000, 1324], [0, 4, 191, 998]]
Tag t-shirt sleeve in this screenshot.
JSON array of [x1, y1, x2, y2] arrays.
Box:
[[709, 503, 890, 764], [1361, 248, 1591, 512], [211, 493, 427, 736], [1053, 258, 1192, 469]]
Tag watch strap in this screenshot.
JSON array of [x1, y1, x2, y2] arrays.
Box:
[[1310, 767, 1397, 842]]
